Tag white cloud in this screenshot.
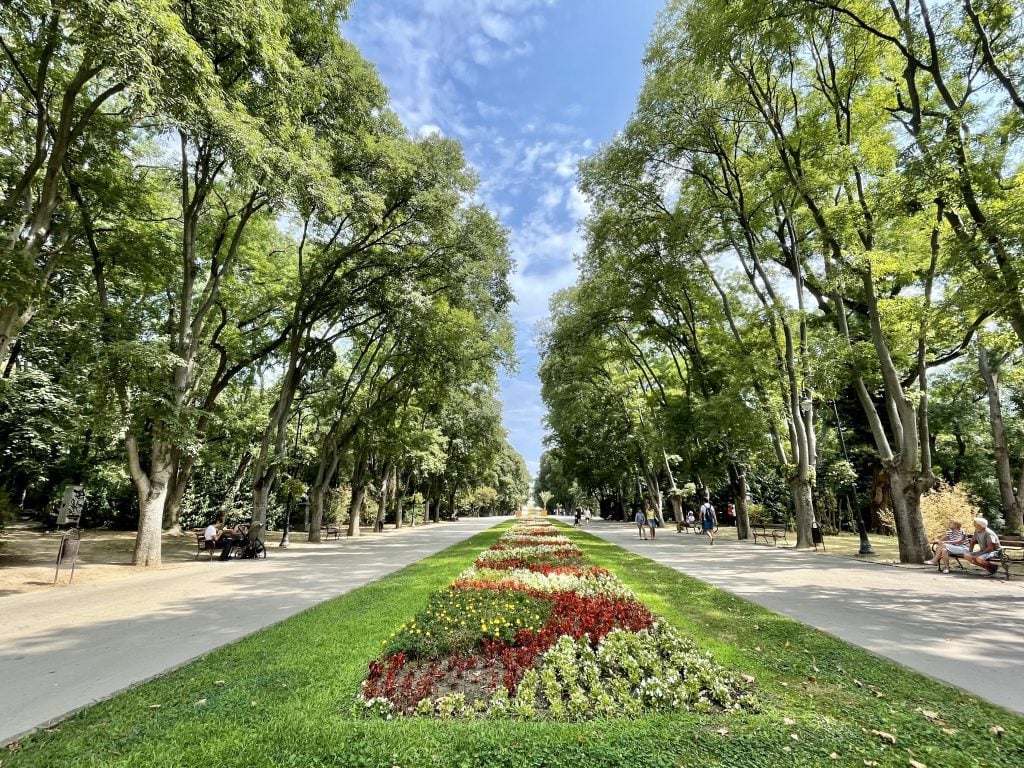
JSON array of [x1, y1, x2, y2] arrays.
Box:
[[345, 0, 555, 137]]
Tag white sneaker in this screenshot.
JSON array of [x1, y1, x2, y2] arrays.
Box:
[[924, 560, 937, 566], [941, 568, 950, 574]]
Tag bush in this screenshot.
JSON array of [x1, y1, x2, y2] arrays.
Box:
[[919, 483, 981, 541]]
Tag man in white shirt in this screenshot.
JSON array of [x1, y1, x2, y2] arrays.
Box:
[[963, 517, 1001, 576]]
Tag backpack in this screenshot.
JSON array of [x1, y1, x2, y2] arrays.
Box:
[[701, 503, 715, 523]]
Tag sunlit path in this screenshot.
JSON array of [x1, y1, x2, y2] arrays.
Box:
[[0, 519, 505, 745]]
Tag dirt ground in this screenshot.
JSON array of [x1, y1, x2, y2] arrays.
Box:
[[0, 521, 201, 595], [0, 520, 345, 596]]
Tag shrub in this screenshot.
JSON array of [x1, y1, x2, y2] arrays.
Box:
[[919, 483, 982, 540]]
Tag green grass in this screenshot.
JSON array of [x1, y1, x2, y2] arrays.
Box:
[[6, 521, 1022, 768]]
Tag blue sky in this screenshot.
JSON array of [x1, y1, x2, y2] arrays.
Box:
[[345, 0, 662, 476]]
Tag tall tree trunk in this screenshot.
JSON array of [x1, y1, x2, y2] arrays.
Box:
[[161, 453, 196, 533], [888, 466, 931, 562], [728, 462, 751, 540], [127, 436, 175, 567], [347, 483, 366, 538], [375, 460, 393, 531], [308, 443, 340, 543], [790, 475, 814, 548], [979, 347, 1023, 532], [347, 455, 368, 537], [393, 468, 406, 529]]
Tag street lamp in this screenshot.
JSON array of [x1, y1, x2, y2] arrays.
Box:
[[280, 490, 293, 548], [278, 406, 308, 548], [831, 399, 875, 556]]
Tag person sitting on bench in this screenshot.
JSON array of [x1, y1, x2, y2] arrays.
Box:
[[204, 518, 245, 560], [925, 519, 969, 573], [962, 516, 1001, 576]]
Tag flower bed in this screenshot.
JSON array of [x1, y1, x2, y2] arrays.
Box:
[[357, 519, 754, 719]]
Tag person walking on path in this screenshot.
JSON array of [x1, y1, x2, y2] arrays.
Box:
[[962, 517, 1002, 576], [646, 507, 658, 539], [635, 508, 648, 540], [583, 507, 591, 526], [925, 520, 970, 573], [700, 499, 717, 545]]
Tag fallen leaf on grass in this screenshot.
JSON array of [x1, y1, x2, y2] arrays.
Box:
[[909, 761, 928, 768], [716, 727, 729, 736], [940, 728, 957, 736], [782, 746, 792, 753], [917, 708, 939, 721], [213, 680, 225, 686], [829, 753, 839, 760], [790, 733, 800, 741], [870, 729, 896, 744], [989, 725, 1005, 737], [863, 761, 878, 767], [148, 704, 161, 710], [784, 717, 796, 726], [853, 679, 864, 687], [194, 698, 207, 707], [741, 674, 755, 684]]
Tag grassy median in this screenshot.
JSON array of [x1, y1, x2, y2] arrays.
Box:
[[5, 521, 1021, 768]]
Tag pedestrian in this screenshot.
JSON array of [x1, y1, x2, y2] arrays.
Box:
[[574, 507, 581, 526], [635, 507, 648, 539], [700, 499, 717, 545], [646, 507, 659, 539], [583, 507, 592, 526]]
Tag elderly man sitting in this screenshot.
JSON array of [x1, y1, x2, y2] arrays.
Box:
[[962, 516, 1002, 576]]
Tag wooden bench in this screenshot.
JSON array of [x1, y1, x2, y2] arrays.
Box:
[[324, 524, 341, 540], [194, 529, 215, 560], [675, 519, 699, 534], [752, 524, 790, 547], [997, 536, 1024, 579]]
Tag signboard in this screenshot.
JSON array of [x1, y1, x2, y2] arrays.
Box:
[[54, 528, 82, 584], [57, 485, 85, 526]]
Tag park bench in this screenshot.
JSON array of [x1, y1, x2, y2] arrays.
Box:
[[675, 519, 699, 534], [324, 524, 341, 540], [194, 529, 215, 560], [932, 534, 1023, 580], [752, 523, 790, 547]]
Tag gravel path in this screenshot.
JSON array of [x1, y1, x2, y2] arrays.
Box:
[[0, 518, 504, 745], [584, 519, 1024, 714]]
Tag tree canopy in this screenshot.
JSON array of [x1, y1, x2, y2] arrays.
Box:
[[0, 0, 528, 565]]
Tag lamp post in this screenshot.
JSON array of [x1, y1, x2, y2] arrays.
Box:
[[832, 399, 875, 555], [298, 493, 310, 534], [279, 406, 308, 549], [280, 489, 293, 548]]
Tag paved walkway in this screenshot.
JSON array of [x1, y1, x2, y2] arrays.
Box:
[[0, 518, 503, 745], [585, 520, 1024, 714]]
